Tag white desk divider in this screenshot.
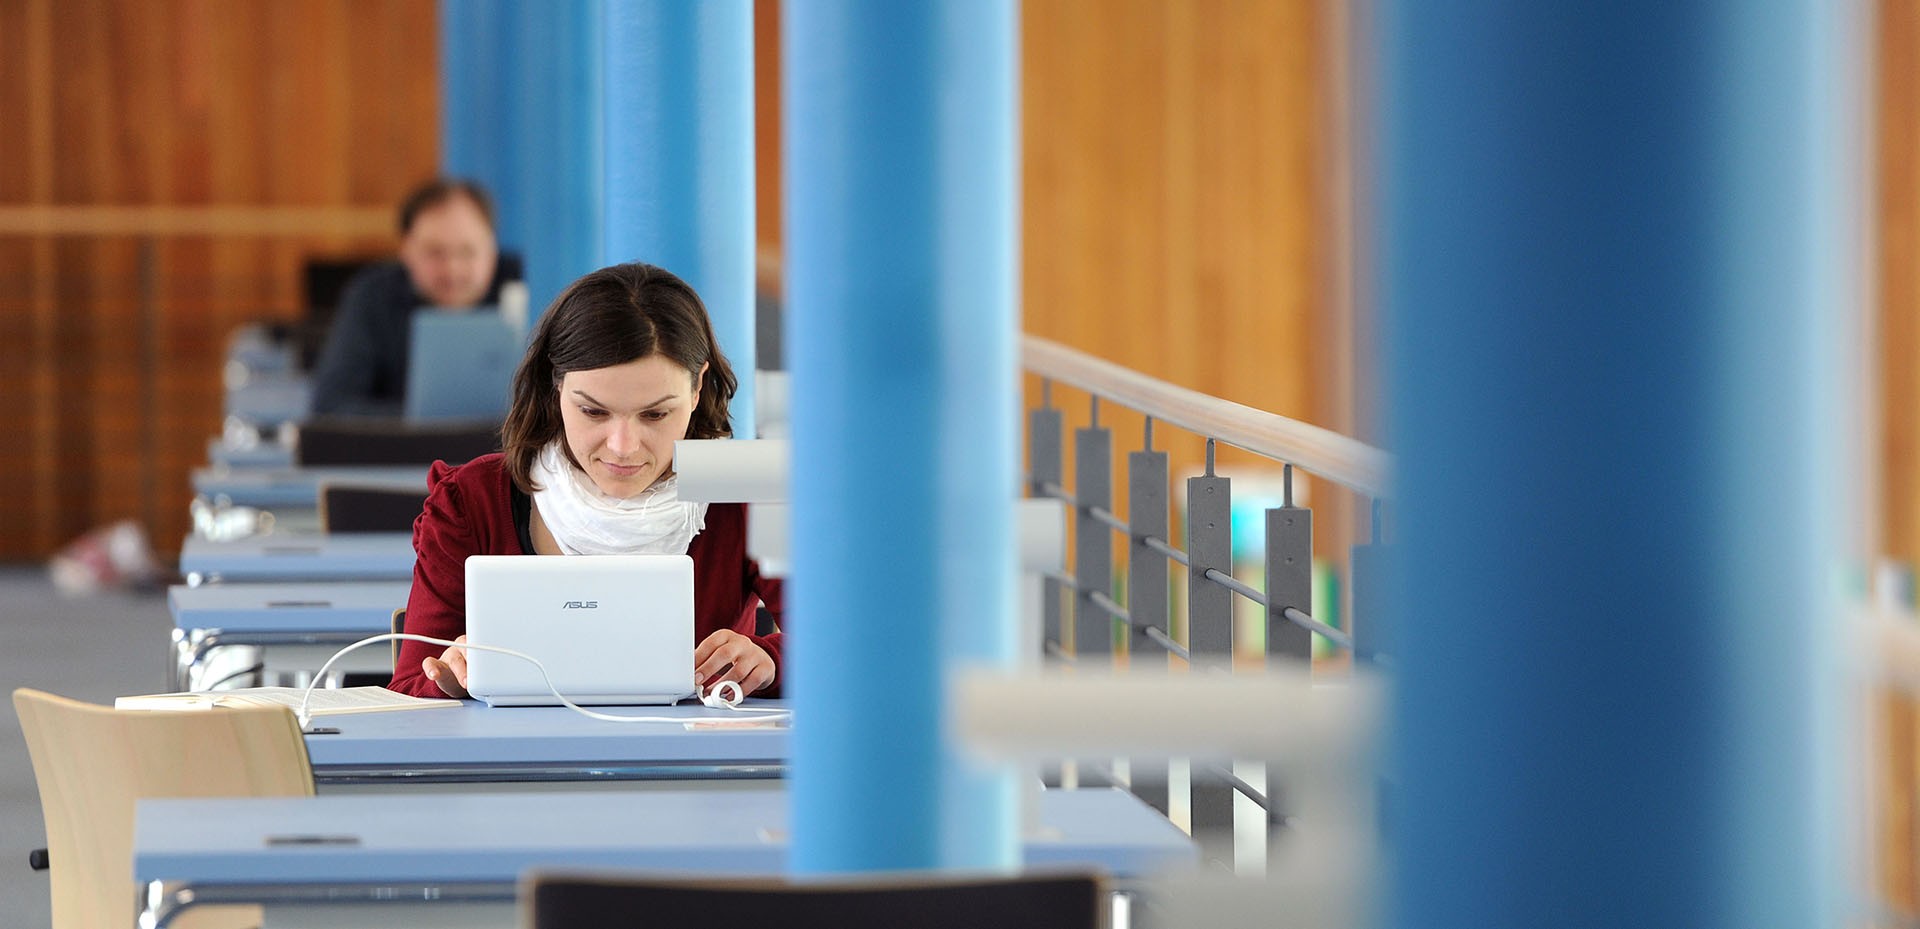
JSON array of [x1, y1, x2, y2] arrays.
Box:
[[675, 439, 788, 504], [747, 503, 789, 577], [755, 370, 790, 439], [951, 668, 1380, 765]]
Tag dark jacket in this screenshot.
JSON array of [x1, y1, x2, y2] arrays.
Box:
[[308, 256, 522, 416]]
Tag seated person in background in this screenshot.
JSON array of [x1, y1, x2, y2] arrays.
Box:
[[309, 178, 521, 415], [388, 262, 783, 700]]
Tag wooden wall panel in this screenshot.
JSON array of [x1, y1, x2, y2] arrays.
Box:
[[1880, 0, 1920, 913], [754, 0, 782, 257], [1883, 0, 1920, 574], [1020, 0, 1353, 618], [0, 0, 438, 560]]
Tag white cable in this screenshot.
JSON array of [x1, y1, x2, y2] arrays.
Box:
[[296, 632, 790, 730]]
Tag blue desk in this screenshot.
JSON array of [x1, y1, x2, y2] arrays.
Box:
[[178, 532, 415, 584], [191, 465, 428, 509], [306, 701, 789, 789], [205, 436, 295, 469], [167, 581, 412, 690], [134, 788, 1195, 927], [224, 374, 310, 425], [225, 323, 298, 376]]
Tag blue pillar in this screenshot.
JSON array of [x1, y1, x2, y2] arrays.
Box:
[[440, 0, 603, 315], [439, 1, 522, 254], [785, 0, 1021, 873], [511, 1, 604, 314], [1378, 4, 1856, 929], [601, 1, 756, 431]]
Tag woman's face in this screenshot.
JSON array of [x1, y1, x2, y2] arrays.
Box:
[[557, 354, 704, 499]]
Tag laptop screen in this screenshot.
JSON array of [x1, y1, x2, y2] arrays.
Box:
[[404, 310, 523, 422], [463, 554, 698, 707]]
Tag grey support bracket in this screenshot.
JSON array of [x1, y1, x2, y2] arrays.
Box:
[[1185, 473, 1233, 669], [1074, 424, 1113, 660], [1266, 505, 1313, 664], [1128, 449, 1170, 665], [1029, 405, 1065, 657]]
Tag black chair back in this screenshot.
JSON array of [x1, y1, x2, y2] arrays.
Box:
[[526, 872, 1107, 929], [295, 417, 499, 467], [319, 485, 429, 534]]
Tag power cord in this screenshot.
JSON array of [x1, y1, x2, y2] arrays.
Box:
[[297, 632, 790, 731]]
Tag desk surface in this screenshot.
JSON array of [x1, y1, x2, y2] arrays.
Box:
[[224, 375, 310, 424], [179, 532, 415, 583], [169, 581, 411, 634], [306, 701, 789, 782], [205, 436, 296, 469], [135, 788, 1194, 884], [192, 464, 427, 509]]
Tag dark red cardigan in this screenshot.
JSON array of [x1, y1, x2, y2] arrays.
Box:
[[387, 453, 784, 698]]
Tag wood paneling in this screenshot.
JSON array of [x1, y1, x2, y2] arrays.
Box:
[[754, 0, 781, 258], [1020, 0, 1355, 634], [1881, 0, 1920, 912], [0, 0, 438, 559]]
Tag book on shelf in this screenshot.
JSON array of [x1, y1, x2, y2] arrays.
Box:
[[114, 686, 458, 716]]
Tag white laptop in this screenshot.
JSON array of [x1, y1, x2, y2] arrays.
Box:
[[463, 554, 696, 707], [404, 310, 523, 422]]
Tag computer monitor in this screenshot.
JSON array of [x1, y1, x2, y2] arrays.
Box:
[[404, 310, 524, 422]]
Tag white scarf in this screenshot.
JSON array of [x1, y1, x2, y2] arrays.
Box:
[[529, 441, 707, 555]]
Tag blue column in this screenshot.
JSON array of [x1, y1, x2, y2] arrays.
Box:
[[785, 1, 1021, 873], [1378, 5, 1856, 929], [601, 1, 756, 430], [511, 1, 604, 314], [439, 1, 522, 254], [439, 0, 604, 315]]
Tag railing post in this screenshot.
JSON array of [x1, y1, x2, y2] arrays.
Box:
[[1029, 389, 1065, 658], [1352, 499, 1387, 665], [1188, 446, 1233, 665], [1074, 402, 1113, 662], [1186, 443, 1234, 866], [1129, 433, 1170, 664], [1266, 500, 1313, 665], [1128, 420, 1170, 815]]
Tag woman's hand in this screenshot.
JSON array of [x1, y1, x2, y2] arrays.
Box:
[[422, 634, 471, 698], [694, 629, 775, 697]]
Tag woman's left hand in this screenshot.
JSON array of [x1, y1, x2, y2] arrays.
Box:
[[694, 629, 776, 697]]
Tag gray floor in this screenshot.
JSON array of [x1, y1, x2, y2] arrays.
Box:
[[0, 564, 169, 929]]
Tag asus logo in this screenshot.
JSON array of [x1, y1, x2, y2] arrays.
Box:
[[561, 600, 599, 610]]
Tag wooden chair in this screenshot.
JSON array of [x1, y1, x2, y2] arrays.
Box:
[[524, 871, 1108, 929], [390, 608, 407, 675], [12, 688, 315, 929]]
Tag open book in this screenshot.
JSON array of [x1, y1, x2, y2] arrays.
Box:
[[114, 686, 458, 716]]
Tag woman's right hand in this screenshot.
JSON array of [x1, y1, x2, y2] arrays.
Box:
[[421, 634, 471, 698]]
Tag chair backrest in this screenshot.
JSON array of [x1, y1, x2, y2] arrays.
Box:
[[319, 484, 430, 534], [391, 608, 407, 673], [12, 688, 315, 929], [294, 416, 500, 467], [524, 871, 1108, 929]]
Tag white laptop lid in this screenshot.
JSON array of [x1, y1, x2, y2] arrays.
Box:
[[404, 310, 522, 422], [463, 554, 696, 707]]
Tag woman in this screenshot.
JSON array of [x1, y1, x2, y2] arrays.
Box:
[[387, 262, 781, 700]]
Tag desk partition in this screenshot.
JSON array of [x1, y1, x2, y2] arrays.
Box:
[[134, 788, 1194, 928], [305, 701, 789, 790], [178, 532, 415, 584], [167, 581, 411, 690], [191, 465, 428, 510]]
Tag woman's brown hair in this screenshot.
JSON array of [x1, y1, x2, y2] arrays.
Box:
[[501, 263, 737, 493]]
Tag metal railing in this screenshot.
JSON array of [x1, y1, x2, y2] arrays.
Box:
[[1020, 334, 1392, 874]]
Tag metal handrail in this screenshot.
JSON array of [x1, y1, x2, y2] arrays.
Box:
[[1034, 484, 1355, 650], [1022, 336, 1392, 499]]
